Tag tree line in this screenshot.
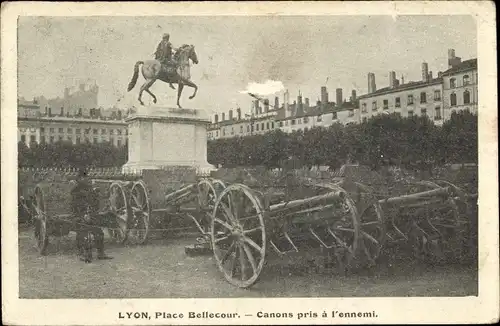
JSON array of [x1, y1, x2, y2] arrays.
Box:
[[18, 111, 477, 171], [207, 111, 478, 171], [18, 140, 128, 168]]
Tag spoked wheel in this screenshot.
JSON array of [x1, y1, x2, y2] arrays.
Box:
[[351, 183, 386, 267], [211, 179, 227, 194], [196, 179, 218, 234], [211, 184, 266, 288], [407, 181, 467, 263], [128, 181, 150, 245], [108, 182, 129, 244], [313, 183, 360, 270], [33, 185, 49, 255]]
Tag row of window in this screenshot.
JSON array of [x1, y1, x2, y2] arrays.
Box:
[[359, 107, 443, 121], [450, 90, 473, 106], [361, 89, 474, 112], [362, 90, 441, 113], [20, 134, 124, 146], [449, 75, 471, 89], [210, 113, 347, 138], [40, 127, 126, 135]]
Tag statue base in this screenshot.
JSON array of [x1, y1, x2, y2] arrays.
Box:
[[122, 106, 215, 175]]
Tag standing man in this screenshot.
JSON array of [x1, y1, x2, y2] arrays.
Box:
[[71, 168, 112, 262]]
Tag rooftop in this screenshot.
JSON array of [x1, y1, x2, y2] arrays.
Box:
[[358, 77, 442, 99], [18, 99, 40, 107], [441, 58, 478, 76], [17, 115, 126, 125]]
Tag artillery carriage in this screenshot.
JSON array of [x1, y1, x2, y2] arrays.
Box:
[[21, 164, 476, 290], [26, 167, 226, 255], [207, 164, 475, 288]]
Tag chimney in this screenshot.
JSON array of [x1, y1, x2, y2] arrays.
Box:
[[264, 99, 270, 112], [421, 62, 429, 82], [48, 107, 52, 116], [236, 108, 241, 120], [367, 73, 376, 93], [321, 86, 328, 105], [448, 48, 456, 60], [336, 88, 343, 107], [389, 71, 397, 88], [45, 106, 48, 115], [214, 114, 219, 123], [305, 98, 310, 109], [284, 90, 290, 116], [401, 74, 405, 85], [229, 109, 233, 120], [428, 71, 433, 81], [221, 112, 226, 121], [60, 107, 64, 116], [351, 90, 357, 102], [254, 100, 260, 115], [274, 96, 279, 110]]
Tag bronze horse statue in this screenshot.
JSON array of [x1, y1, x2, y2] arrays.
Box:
[[127, 44, 199, 108]]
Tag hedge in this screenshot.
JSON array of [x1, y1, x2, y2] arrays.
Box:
[[18, 111, 477, 170]]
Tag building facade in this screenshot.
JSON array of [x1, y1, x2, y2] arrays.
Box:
[[18, 116, 128, 147], [358, 78, 444, 124], [357, 50, 477, 125], [441, 58, 478, 120], [17, 98, 128, 148]]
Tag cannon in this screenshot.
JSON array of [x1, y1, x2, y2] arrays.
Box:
[[207, 164, 475, 288], [29, 167, 226, 255]]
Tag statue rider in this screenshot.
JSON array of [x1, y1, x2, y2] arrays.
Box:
[[154, 33, 177, 89]]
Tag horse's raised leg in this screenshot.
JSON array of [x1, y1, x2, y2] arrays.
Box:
[[138, 79, 157, 105], [179, 78, 198, 100]]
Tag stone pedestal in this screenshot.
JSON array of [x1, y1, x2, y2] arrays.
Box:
[[122, 106, 215, 174]]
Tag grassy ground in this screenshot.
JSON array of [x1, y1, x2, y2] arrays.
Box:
[[18, 229, 477, 299]]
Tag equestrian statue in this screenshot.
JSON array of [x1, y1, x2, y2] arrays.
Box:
[[127, 33, 199, 108]]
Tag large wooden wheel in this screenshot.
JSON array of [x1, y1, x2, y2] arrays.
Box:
[[33, 185, 49, 255], [108, 182, 129, 244], [352, 183, 386, 267], [211, 184, 266, 288], [313, 183, 360, 269], [195, 179, 218, 234], [128, 181, 150, 245], [211, 179, 227, 194], [406, 181, 468, 263]]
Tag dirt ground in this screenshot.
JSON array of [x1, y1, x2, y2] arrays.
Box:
[[18, 229, 478, 299]]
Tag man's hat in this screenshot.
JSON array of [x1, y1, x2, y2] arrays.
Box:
[[163, 33, 170, 39]]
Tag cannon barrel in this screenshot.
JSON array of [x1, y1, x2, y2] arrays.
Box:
[[380, 187, 450, 206], [268, 189, 346, 214]]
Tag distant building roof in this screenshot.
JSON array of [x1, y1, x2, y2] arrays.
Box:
[[441, 58, 478, 76], [276, 102, 356, 121], [358, 77, 442, 99], [18, 99, 40, 108]]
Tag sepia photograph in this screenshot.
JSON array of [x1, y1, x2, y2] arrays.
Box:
[[2, 1, 498, 325]]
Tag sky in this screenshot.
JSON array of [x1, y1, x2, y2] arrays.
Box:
[[18, 15, 477, 115]]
